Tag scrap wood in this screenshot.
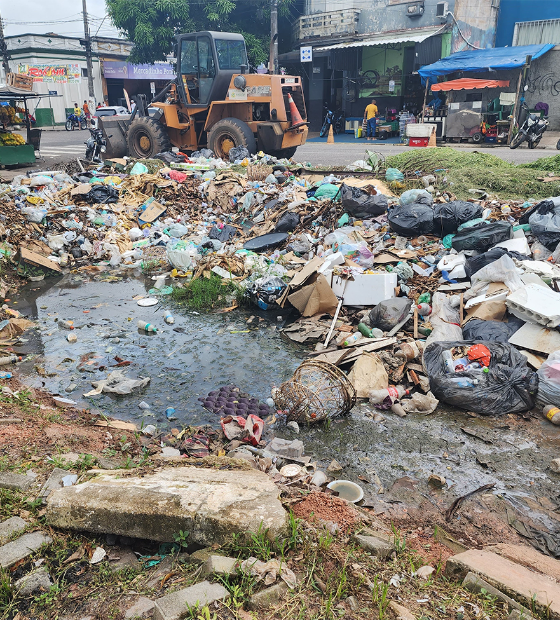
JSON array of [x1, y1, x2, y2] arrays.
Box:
[[445, 482, 496, 522]]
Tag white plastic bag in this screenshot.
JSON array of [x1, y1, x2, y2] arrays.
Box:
[[47, 234, 66, 251], [21, 207, 47, 223], [537, 350, 560, 405], [426, 292, 462, 346]]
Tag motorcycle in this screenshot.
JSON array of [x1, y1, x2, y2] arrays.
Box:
[[65, 113, 87, 131], [319, 104, 344, 137], [510, 102, 549, 149], [84, 127, 108, 162]]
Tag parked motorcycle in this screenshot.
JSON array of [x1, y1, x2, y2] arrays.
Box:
[[319, 104, 344, 137], [510, 102, 549, 149], [65, 113, 87, 131], [84, 127, 109, 162]]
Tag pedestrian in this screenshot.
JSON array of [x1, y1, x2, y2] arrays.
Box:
[[73, 102, 82, 117], [83, 100, 91, 126], [364, 98, 378, 141]]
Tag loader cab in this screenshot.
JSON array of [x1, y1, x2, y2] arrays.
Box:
[[176, 31, 248, 107]]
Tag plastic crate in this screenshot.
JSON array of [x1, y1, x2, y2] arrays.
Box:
[[485, 136, 497, 143], [408, 137, 429, 147]]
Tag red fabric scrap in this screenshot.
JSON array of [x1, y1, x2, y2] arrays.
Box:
[[169, 170, 187, 183], [467, 344, 491, 367]]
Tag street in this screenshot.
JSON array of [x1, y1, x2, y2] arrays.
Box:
[[10, 127, 558, 168]]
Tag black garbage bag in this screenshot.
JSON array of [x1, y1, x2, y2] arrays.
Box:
[[451, 221, 512, 252], [387, 203, 434, 237], [340, 184, 388, 219], [208, 224, 237, 242], [462, 315, 525, 343], [246, 276, 287, 311], [526, 199, 560, 249], [229, 146, 250, 162], [155, 151, 186, 164], [464, 247, 531, 278], [274, 212, 300, 233], [86, 185, 118, 204], [423, 340, 537, 415], [369, 297, 412, 331], [432, 201, 483, 237]]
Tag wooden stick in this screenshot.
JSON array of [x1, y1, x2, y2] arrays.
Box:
[[459, 292, 464, 324], [421, 80, 430, 124], [414, 306, 419, 339]]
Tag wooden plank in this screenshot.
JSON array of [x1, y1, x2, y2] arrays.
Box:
[[339, 337, 397, 364]]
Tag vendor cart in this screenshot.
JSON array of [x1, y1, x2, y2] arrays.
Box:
[[422, 78, 512, 145]]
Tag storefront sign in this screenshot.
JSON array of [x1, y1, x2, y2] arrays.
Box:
[[18, 64, 81, 84], [103, 61, 176, 80], [300, 46, 312, 63]]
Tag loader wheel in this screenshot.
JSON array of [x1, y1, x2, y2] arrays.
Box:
[[127, 116, 171, 159], [208, 118, 256, 160], [269, 147, 297, 160]]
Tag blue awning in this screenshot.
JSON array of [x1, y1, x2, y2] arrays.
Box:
[[418, 44, 555, 79]]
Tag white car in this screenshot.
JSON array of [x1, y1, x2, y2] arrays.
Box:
[[91, 106, 130, 128]]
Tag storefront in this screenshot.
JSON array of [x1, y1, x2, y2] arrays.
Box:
[[102, 61, 176, 108]]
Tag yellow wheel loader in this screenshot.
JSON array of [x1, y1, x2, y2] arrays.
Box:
[[101, 31, 308, 160]]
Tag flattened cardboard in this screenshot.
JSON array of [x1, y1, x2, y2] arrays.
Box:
[[71, 183, 92, 196], [287, 274, 338, 317], [347, 352, 388, 398], [138, 201, 166, 224], [18, 247, 61, 274], [462, 300, 507, 325], [278, 255, 325, 308]]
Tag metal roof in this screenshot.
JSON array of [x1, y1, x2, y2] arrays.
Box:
[[316, 26, 445, 51]]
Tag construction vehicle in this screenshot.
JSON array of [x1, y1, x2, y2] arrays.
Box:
[[101, 31, 308, 160]]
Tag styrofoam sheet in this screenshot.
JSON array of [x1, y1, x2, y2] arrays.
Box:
[[330, 272, 397, 306], [505, 283, 560, 328]]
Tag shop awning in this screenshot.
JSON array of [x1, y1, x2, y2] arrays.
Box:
[[316, 26, 444, 51], [431, 78, 510, 91], [418, 44, 554, 79]]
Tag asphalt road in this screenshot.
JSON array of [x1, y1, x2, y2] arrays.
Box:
[[8, 126, 559, 167]]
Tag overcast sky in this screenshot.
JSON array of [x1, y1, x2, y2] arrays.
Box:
[[3, 0, 122, 39]]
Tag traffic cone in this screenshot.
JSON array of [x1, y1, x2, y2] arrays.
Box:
[[327, 124, 334, 144], [287, 93, 305, 128]]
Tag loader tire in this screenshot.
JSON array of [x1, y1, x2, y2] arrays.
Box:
[[127, 116, 171, 159], [208, 118, 256, 160]]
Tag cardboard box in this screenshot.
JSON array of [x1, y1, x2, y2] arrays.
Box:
[[330, 272, 397, 306], [7, 73, 34, 91]]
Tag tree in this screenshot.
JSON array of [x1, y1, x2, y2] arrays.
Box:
[[106, 0, 292, 66]]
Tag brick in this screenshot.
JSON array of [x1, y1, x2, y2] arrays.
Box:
[[0, 472, 34, 492], [354, 534, 393, 559], [124, 596, 155, 619], [201, 555, 238, 576], [248, 583, 288, 610], [0, 516, 27, 544], [0, 532, 52, 569], [153, 581, 228, 620], [14, 567, 53, 596], [446, 550, 560, 619]]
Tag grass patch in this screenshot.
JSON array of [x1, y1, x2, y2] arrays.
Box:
[[384, 147, 560, 200], [171, 274, 243, 311]]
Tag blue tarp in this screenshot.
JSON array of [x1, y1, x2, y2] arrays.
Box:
[[418, 44, 555, 79]]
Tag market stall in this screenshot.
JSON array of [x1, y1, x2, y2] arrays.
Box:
[[0, 76, 42, 167]]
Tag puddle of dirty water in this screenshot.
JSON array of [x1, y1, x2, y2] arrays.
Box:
[[13, 274, 306, 427]]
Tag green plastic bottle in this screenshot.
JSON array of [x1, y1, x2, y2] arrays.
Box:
[[358, 322, 373, 338]]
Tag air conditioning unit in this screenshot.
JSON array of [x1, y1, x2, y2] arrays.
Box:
[[436, 1, 448, 17], [406, 1, 425, 17]]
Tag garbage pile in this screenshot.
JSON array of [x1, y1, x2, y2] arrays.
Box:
[[2, 148, 560, 423]]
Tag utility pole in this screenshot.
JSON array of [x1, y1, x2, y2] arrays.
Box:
[[0, 11, 11, 79], [81, 0, 96, 101], [269, 0, 278, 74]]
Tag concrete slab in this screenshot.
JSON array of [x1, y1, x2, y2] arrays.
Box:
[[463, 571, 533, 617], [0, 516, 27, 543], [354, 534, 393, 559], [0, 532, 53, 569], [153, 581, 228, 620], [40, 467, 75, 502], [201, 555, 238, 576], [248, 583, 288, 610], [486, 543, 560, 582], [124, 596, 155, 619], [446, 549, 560, 619], [14, 567, 53, 596], [46, 467, 287, 546], [0, 472, 35, 492]]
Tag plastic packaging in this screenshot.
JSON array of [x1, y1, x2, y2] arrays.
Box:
[[537, 350, 560, 405], [399, 189, 433, 207], [385, 168, 404, 182], [388, 203, 434, 237], [274, 212, 300, 233], [164, 311, 175, 324], [369, 297, 412, 332], [369, 385, 410, 409], [342, 332, 363, 347], [417, 303, 431, 316], [0, 355, 21, 366], [525, 199, 560, 250], [432, 201, 484, 237], [451, 221, 513, 252], [543, 405, 560, 426], [423, 340, 536, 415], [426, 293, 462, 345], [138, 320, 157, 333]]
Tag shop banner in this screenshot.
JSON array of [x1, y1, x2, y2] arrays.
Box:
[[18, 64, 81, 84], [103, 61, 175, 80]]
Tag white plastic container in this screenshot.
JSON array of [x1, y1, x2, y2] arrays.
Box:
[[330, 272, 397, 306], [406, 123, 436, 138]]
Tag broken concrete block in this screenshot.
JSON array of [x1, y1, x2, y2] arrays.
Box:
[[267, 438, 304, 459], [0, 532, 52, 569], [153, 580, 228, 620], [550, 458, 560, 474], [0, 472, 35, 492], [327, 460, 343, 474], [14, 567, 53, 596], [485, 543, 560, 582], [508, 610, 535, 620], [40, 467, 75, 502], [201, 555, 238, 576], [0, 516, 27, 544], [446, 550, 560, 619], [124, 596, 156, 619], [46, 467, 287, 545], [189, 548, 214, 566], [248, 583, 288, 610], [354, 534, 393, 559], [462, 571, 533, 618], [388, 601, 415, 620], [109, 547, 141, 573]]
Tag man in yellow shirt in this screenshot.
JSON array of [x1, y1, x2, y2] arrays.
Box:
[[364, 99, 378, 140], [73, 102, 82, 117]]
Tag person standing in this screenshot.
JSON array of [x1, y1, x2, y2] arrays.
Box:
[[73, 102, 82, 117], [364, 98, 378, 140], [83, 100, 91, 126]]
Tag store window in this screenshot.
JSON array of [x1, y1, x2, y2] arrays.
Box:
[[81, 68, 88, 78]]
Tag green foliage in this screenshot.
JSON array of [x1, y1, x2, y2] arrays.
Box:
[[520, 153, 560, 173], [173, 529, 190, 548], [171, 274, 241, 311]]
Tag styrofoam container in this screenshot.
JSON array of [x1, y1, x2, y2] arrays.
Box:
[[406, 123, 436, 138], [493, 236, 531, 255], [506, 283, 560, 328], [330, 272, 397, 306]]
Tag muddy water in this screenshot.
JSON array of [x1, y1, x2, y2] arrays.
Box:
[[11, 274, 560, 536]]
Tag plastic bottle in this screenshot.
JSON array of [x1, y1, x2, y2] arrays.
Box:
[[154, 275, 166, 290], [164, 311, 175, 324], [442, 350, 455, 374], [543, 405, 560, 426], [358, 323, 374, 338], [342, 332, 363, 347], [58, 319, 74, 330], [369, 385, 410, 404], [448, 377, 478, 388], [138, 320, 157, 333], [417, 303, 432, 316], [0, 355, 21, 366]]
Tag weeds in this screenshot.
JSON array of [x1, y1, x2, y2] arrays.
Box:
[[171, 274, 241, 311], [391, 523, 406, 554], [173, 530, 190, 549], [371, 575, 389, 619]]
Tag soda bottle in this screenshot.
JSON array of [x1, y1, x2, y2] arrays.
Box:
[[164, 311, 175, 324], [342, 332, 363, 347], [543, 405, 560, 426], [138, 320, 157, 333], [0, 355, 21, 366], [369, 385, 409, 404], [358, 323, 373, 338], [417, 303, 432, 316]]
